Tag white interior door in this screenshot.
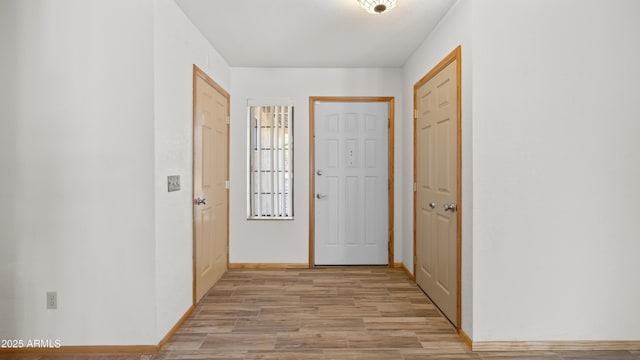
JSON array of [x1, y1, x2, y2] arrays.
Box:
[[314, 101, 388, 265], [415, 59, 458, 324]]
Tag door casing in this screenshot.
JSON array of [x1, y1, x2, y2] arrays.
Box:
[[192, 65, 230, 305], [309, 96, 395, 267], [413, 46, 462, 331]]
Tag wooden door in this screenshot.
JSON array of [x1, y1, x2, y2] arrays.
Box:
[[314, 101, 389, 265], [415, 57, 459, 325], [193, 69, 229, 303]]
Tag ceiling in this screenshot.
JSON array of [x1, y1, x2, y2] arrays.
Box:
[[175, 0, 456, 68]]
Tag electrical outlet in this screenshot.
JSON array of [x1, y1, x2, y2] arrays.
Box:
[[46, 291, 57, 310], [168, 175, 180, 192]]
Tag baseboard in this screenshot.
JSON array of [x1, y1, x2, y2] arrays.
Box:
[[157, 305, 194, 350], [459, 329, 472, 350], [393, 262, 403, 268], [228, 262, 309, 269], [471, 340, 640, 352], [0, 345, 156, 355], [398, 262, 415, 281]]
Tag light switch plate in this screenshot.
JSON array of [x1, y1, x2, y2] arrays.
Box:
[[168, 175, 180, 192]]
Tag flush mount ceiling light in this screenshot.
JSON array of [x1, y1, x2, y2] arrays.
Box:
[[357, 0, 397, 14]]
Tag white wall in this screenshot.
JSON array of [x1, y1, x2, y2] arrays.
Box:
[[0, 0, 156, 345], [471, 0, 640, 341], [229, 68, 403, 264], [402, 0, 473, 337], [153, 0, 230, 341]]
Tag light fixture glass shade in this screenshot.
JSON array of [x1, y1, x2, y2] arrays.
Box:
[[358, 0, 397, 14]]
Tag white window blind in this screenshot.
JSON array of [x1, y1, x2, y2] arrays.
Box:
[[248, 105, 293, 219]]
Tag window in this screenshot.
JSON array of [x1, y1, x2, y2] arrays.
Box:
[[248, 104, 293, 219]]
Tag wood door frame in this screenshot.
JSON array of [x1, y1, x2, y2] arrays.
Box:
[[309, 96, 395, 267], [192, 65, 230, 306], [413, 46, 462, 331]]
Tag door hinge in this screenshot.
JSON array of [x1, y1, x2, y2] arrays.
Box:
[[225, 180, 230, 189], [388, 118, 391, 128], [225, 116, 230, 125], [414, 255, 417, 264], [414, 109, 418, 119], [413, 182, 417, 192]]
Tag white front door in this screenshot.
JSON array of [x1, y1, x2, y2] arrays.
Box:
[[314, 101, 389, 265]]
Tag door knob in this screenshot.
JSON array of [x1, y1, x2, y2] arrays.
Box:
[[316, 194, 328, 199], [195, 197, 208, 205], [429, 202, 436, 209], [316, 170, 324, 176], [443, 203, 457, 212]]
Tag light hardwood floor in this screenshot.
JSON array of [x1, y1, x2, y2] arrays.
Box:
[[2, 268, 639, 359]]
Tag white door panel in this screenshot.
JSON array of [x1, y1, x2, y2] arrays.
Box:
[[314, 102, 388, 265]]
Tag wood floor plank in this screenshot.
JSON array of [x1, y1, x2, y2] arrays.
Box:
[[257, 305, 319, 320], [197, 308, 259, 319], [162, 334, 207, 350], [376, 303, 442, 318], [346, 331, 422, 349], [245, 350, 324, 360], [200, 333, 276, 351], [402, 350, 481, 359], [232, 319, 300, 334], [274, 331, 348, 349], [364, 317, 445, 331], [419, 339, 473, 354], [241, 295, 300, 305], [299, 295, 356, 305], [175, 319, 236, 334], [323, 349, 404, 360], [155, 349, 246, 359], [298, 318, 365, 332], [556, 351, 637, 360], [316, 304, 380, 317]]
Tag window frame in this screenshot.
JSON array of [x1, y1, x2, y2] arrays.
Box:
[[246, 103, 294, 220]]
